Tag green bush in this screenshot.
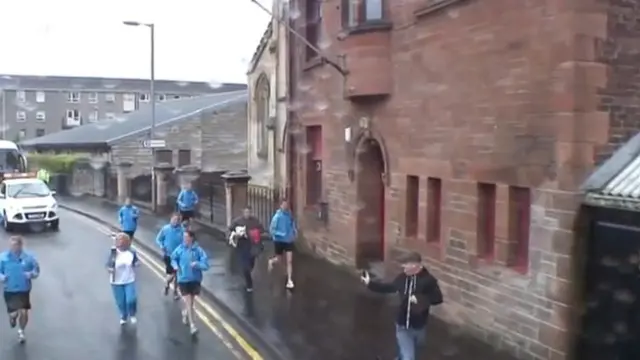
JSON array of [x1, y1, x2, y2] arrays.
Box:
[[27, 154, 83, 174]]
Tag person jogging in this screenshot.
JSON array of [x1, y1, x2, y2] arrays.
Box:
[[361, 251, 443, 360], [228, 206, 265, 292], [171, 230, 209, 335], [118, 198, 140, 238], [0, 235, 40, 343], [106, 232, 140, 326], [176, 183, 198, 225], [156, 213, 184, 299], [267, 200, 297, 289]]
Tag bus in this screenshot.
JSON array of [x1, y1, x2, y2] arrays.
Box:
[[0, 140, 27, 177]]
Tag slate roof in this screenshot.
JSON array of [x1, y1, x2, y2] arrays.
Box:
[[581, 131, 640, 210], [247, 22, 273, 75], [0, 74, 246, 94], [20, 90, 247, 149]]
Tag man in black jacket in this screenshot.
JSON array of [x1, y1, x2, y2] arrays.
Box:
[[362, 251, 443, 360], [228, 207, 265, 291]]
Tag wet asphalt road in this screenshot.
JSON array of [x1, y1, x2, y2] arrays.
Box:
[[0, 209, 238, 360]]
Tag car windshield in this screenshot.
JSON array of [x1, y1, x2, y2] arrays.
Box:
[[0, 149, 25, 173], [7, 182, 50, 198]]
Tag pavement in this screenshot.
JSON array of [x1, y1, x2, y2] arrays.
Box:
[[0, 208, 244, 360], [60, 196, 518, 360]]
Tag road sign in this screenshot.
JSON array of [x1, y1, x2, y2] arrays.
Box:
[[141, 139, 166, 148]]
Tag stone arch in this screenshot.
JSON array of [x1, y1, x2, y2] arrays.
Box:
[[349, 128, 391, 186]]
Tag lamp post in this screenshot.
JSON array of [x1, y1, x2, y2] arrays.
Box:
[[123, 20, 158, 211]]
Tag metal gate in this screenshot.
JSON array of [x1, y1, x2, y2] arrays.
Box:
[[577, 212, 640, 360]]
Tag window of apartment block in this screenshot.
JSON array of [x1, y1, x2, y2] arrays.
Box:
[[88, 92, 98, 103], [404, 175, 419, 237], [67, 92, 80, 103], [36, 111, 46, 122], [36, 91, 45, 103], [89, 110, 99, 122], [477, 183, 496, 259], [427, 177, 442, 243], [157, 94, 166, 101], [173, 95, 181, 99], [178, 150, 191, 167], [155, 150, 172, 165], [105, 93, 115, 102], [36, 129, 45, 137], [508, 186, 531, 272], [342, 0, 384, 27], [16, 91, 26, 103], [306, 125, 322, 206], [305, 0, 322, 60], [16, 111, 26, 122], [139, 93, 150, 102], [18, 129, 26, 139]]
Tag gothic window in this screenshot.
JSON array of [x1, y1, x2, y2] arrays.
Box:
[[255, 74, 270, 159]]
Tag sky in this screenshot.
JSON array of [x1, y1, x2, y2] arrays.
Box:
[[0, 0, 273, 84]]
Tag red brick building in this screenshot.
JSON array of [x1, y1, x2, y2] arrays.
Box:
[[285, 0, 640, 359]]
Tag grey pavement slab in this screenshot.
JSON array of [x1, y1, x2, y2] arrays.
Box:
[[0, 209, 237, 360], [61, 196, 518, 360]]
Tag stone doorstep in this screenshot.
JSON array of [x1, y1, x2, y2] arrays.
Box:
[[58, 200, 287, 360]]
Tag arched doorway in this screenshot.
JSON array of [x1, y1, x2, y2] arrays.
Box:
[[355, 138, 386, 268]]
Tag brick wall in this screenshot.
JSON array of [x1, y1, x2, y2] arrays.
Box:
[[286, 0, 618, 359]]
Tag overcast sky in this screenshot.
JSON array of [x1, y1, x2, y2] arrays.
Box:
[[0, 0, 273, 83]]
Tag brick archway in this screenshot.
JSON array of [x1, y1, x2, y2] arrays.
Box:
[[355, 137, 386, 268]]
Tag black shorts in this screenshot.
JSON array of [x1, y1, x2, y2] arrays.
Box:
[[274, 242, 295, 255], [180, 210, 195, 221], [163, 255, 175, 274], [4, 292, 30, 313], [178, 281, 201, 296], [123, 230, 135, 239]]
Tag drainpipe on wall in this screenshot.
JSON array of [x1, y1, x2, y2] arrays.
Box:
[[272, 4, 280, 191], [1, 90, 5, 140]]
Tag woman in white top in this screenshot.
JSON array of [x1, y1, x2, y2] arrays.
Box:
[[106, 232, 140, 326]]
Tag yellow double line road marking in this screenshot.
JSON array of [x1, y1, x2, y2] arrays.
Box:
[[75, 214, 264, 360]]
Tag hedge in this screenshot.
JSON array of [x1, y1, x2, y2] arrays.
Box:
[[27, 154, 83, 174]]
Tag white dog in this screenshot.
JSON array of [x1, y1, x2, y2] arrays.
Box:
[[228, 225, 246, 248]]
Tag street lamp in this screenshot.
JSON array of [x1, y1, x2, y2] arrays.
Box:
[[123, 20, 158, 211]]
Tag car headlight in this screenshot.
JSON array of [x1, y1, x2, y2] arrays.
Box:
[[51, 202, 58, 209], [7, 205, 20, 213]]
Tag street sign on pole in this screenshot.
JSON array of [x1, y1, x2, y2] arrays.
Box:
[[141, 139, 166, 148]]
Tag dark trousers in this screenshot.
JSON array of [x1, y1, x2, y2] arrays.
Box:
[[239, 253, 256, 289]]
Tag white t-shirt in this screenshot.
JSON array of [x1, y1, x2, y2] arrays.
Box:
[[111, 249, 136, 285]]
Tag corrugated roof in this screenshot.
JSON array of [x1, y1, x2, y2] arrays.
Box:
[[0, 74, 246, 93], [599, 156, 640, 199], [19, 91, 247, 148]]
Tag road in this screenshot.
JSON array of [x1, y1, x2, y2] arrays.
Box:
[[0, 208, 248, 360]]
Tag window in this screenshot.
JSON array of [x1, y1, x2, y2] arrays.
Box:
[[426, 178, 442, 243], [342, 0, 384, 27], [155, 150, 173, 165], [139, 93, 150, 102], [178, 150, 191, 167], [508, 186, 531, 272], [65, 109, 81, 126], [105, 93, 115, 102], [18, 129, 26, 139], [16, 91, 26, 103], [36, 111, 46, 122], [67, 92, 80, 103], [36, 91, 45, 103], [305, 0, 322, 60], [306, 126, 322, 205], [16, 111, 26, 122], [36, 129, 45, 137], [88, 92, 98, 103], [7, 181, 52, 198], [123, 93, 135, 112], [255, 75, 270, 159], [173, 95, 181, 99], [89, 110, 99, 122], [157, 94, 166, 101], [405, 175, 419, 237], [477, 183, 496, 258]]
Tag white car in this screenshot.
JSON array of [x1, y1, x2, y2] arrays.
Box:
[[0, 177, 59, 231]]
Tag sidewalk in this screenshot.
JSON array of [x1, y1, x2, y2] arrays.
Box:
[[61, 196, 516, 360]]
